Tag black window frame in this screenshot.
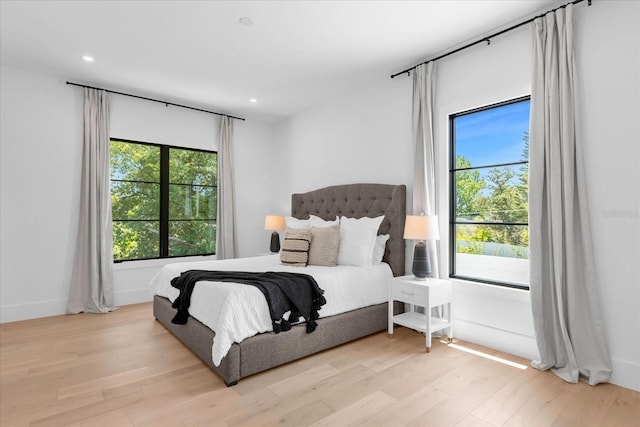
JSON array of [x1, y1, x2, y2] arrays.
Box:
[[110, 138, 217, 262], [449, 96, 530, 290]]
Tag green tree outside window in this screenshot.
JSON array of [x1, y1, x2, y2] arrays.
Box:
[[110, 140, 217, 261]]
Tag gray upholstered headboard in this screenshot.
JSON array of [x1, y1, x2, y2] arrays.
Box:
[[291, 183, 406, 277]]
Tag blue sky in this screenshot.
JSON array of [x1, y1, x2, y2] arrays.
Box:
[[454, 99, 530, 168]]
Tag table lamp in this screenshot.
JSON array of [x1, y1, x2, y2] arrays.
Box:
[[264, 215, 285, 253], [403, 215, 440, 279]]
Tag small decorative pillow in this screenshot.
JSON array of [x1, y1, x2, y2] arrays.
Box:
[[337, 215, 385, 268], [285, 216, 310, 229], [308, 225, 340, 267], [280, 227, 312, 267], [372, 234, 390, 264], [309, 215, 339, 228]]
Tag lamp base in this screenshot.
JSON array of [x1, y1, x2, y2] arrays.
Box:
[[269, 231, 281, 253], [412, 241, 432, 279]]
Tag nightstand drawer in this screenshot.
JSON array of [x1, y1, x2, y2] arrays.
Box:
[[392, 281, 427, 306]]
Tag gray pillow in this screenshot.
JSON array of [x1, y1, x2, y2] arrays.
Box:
[[308, 225, 340, 267], [280, 227, 311, 267]]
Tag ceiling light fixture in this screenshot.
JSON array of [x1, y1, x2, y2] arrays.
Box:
[[249, 98, 258, 103], [82, 55, 94, 62], [239, 17, 253, 27]]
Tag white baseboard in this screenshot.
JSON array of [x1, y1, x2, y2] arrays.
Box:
[[0, 298, 68, 323], [610, 357, 640, 392], [114, 289, 153, 307], [0, 288, 153, 323], [453, 318, 540, 361]]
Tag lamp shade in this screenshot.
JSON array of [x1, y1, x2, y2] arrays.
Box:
[[264, 215, 285, 231], [403, 215, 440, 241]]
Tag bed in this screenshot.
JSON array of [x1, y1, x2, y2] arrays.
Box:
[[152, 183, 406, 386]]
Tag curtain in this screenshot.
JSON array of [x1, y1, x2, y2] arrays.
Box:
[[529, 4, 611, 385], [216, 116, 238, 259], [67, 89, 116, 314], [412, 62, 439, 278]]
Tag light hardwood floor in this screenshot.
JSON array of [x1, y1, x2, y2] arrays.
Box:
[[1, 303, 638, 427]]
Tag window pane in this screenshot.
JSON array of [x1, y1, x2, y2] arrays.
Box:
[[451, 97, 530, 287], [111, 181, 160, 220], [113, 220, 159, 260], [169, 148, 217, 186], [110, 141, 159, 182], [169, 221, 216, 257], [454, 164, 528, 223], [455, 224, 529, 285], [110, 140, 217, 261], [168, 184, 216, 220], [454, 99, 530, 168]]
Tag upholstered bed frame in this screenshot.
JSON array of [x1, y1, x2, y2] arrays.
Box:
[[153, 183, 406, 386]]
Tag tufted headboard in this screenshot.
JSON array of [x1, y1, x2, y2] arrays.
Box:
[[291, 183, 406, 277]]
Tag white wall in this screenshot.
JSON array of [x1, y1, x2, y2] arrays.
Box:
[[1, 66, 83, 321], [274, 76, 414, 212], [0, 65, 278, 322], [274, 1, 639, 391], [577, 0, 639, 391]]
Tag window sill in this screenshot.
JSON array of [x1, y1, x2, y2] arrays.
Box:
[[448, 277, 531, 302]]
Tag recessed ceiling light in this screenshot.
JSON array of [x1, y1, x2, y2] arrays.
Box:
[[249, 98, 258, 103], [239, 17, 253, 27], [82, 55, 94, 62]]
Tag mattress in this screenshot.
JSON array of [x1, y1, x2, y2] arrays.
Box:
[[148, 255, 393, 365]]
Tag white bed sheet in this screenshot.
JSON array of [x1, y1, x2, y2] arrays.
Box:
[[148, 255, 393, 366]]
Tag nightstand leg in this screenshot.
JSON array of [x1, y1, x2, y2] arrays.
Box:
[[426, 313, 432, 350], [446, 302, 453, 344], [388, 298, 394, 336]]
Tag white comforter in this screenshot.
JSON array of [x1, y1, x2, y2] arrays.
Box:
[[148, 255, 392, 366]]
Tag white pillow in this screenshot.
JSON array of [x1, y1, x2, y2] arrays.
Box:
[[285, 216, 310, 229], [372, 234, 390, 264], [309, 215, 339, 228], [337, 216, 384, 268]]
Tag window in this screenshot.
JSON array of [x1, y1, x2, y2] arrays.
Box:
[[110, 139, 217, 262], [449, 97, 530, 289]]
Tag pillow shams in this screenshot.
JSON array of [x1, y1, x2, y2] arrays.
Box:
[[337, 216, 384, 268], [285, 216, 310, 229], [308, 225, 340, 267], [280, 227, 311, 267], [372, 234, 390, 264], [309, 215, 339, 228]]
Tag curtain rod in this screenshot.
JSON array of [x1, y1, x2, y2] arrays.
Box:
[[66, 81, 245, 121], [390, 0, 590, 79]]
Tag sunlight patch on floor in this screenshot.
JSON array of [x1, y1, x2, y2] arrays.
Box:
[[448, 343, 528, 370]]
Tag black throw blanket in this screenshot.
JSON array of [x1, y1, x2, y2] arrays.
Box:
[[170, 270, 326, 334]]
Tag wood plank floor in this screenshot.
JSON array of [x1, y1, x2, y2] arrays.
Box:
[[1, 303, 638, 427]]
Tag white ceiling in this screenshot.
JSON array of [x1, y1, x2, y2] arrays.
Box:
[[1, 0, 562, 122]]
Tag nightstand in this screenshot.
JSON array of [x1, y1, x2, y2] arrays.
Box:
[[388, 275, 453, 352]]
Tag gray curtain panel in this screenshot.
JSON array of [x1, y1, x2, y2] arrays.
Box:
[[216, 116, 238, 259], [412, 62, 439, 278], [67, 89, 116, 314], [529, 4, 611, 385]]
